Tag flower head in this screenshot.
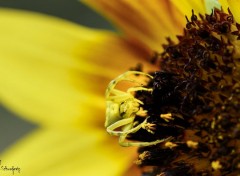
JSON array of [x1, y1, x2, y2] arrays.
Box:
[[104, 1, 240, 175], [1, 0, 240, 176]]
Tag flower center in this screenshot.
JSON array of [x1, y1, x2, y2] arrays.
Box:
[[105, 8, 240, 176], [131, 9, 240, 176]]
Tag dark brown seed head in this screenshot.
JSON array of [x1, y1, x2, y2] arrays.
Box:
[[131, 8, 240, 176]]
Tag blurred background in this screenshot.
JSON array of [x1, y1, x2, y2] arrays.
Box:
[[0, 0, 114, 152]]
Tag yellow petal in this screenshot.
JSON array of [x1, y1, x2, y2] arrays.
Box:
[[228, 0, 240, 23], [171, 0, 206, 17], [218, 0, 229, 12], [0, 128, 136, 176], [0, 8, 154, 127], [82, 0, 185, 51], [204, 0, 221, 13]]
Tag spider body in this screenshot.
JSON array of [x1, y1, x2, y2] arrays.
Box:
[[105, 71, 172, 147]]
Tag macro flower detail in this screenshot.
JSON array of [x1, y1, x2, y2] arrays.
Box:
[[105, 71, 173, 147], [2, 0, 240, 176], [106, 7, 240, 176]]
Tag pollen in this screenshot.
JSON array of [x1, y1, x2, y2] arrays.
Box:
[[211, 160, 222, 170], [164, 141, 178, 149], [135, 151, 150, 165], [160, 113, 173, 122], [186, 140, 198, 149], [125, 8, 240, 176]]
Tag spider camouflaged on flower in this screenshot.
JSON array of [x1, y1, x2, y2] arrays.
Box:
[[105, 6, 240, 176], [105, 71, 172, 147]]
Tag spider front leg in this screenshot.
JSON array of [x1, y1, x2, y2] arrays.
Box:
[[106, 71, 153, 97], [127, 87, 153, 94]]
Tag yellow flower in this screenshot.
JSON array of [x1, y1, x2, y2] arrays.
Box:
[[0, 0, 239, 175]]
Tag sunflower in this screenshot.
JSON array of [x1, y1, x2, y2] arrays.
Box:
[[0, 0, 239, 176]]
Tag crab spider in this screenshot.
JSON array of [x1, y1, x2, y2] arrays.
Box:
[[105, 71, 172, 147]]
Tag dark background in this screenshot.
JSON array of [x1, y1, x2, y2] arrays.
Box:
[[0, 0, 114, 152]]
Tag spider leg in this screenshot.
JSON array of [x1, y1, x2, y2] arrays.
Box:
[[115, 71, 153, 84], [106, 89, 133, 102], [118, 118, 173, 147], [107, 116, 151, 136], [106, 71, 153, 97], [106, 88, 143, 106], [119, 135, 173, 147], [106, 117, 134, 136], [108, 88, 151, 98], [106, 94, 132, 103], [106, 86, 128, 97], [122, 71, 153, 79], [127, 87, 153, 94], [106, 76, 137, 97], [109, 89, 127, 95]]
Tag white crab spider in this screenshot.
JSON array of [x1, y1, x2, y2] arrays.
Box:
[[105, 71, 172, 147]]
